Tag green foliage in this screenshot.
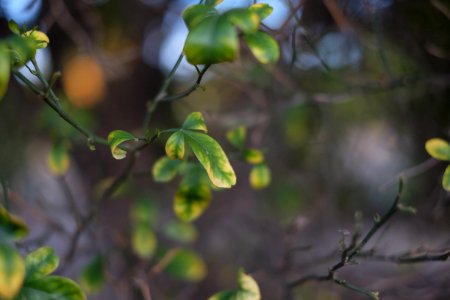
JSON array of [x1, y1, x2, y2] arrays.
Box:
[[163, 220, 198, 244], [17, 276, 86, 300], [47, 141, 70, 176], [249, 163, 271, 190], [208, 269, 261, 300], [152, 156, 182, 182], [107, 130, 137, 160], [79, 255, 105, 294], [226, 126, 246, 149], [130, 199, 158, 259], [166, 131, 186, 160], [22, 30, 49, 49], [442, 165, 450, 191], [244, 149, 264, 165], [0, 205, 28, 240], [425, 138, 450, 191], [25, 247, 59, 280], [0, 44, 11, 100], [0, 242, 25, 299], [182, 3, 278, 65], [182, 111, 208, 133], [163, 248, 206, 282]]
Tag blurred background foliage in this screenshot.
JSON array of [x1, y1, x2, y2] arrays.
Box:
[[0, 0, 450, 299]]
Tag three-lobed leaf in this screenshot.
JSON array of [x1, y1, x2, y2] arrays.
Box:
[[108, 130, 136, 160], [425, 138, 450, 161], [0, 242, 25, 299], [25, 247, 59, 280], [244, 31, 280, 64]]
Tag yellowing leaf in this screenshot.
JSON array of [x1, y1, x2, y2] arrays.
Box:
[[174, 182, 212, 222], [23, 30, 49, 49], [166, 131, 185, 160], [249, 3, 273, 20], [182, 130, 236, 188], [425, 138, 450, 161], [226, 126, 247, 149], [18, 276, 86, 300], [107, 130, 136, 160], [244, 149, 264, 165], [0, 204, 28, 240], [182, 112, 208, 133], [164, 249, 206, 282], [0, 243, 25, 299], [244, 31, 279, 64], [152, 156, 182, 182], [205, 0, 224, 5], [250, 164, 271, 190], [79, 255, 105, 294], [442, 164, 450, 191], [25, 247, 59, 279], [0, 44, 11, 100], [131, 225, 157, 260], [184, 15, 238, 65], [224, 9, 260, 33], [208, 269, 261, 300], [48, 141, 70, 176]]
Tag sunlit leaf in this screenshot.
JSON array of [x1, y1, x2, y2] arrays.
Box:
[[164, 249, 206, 282], [182, 130, 236, 188], [131, 225, 157, 260], [48, 141, 70, 176], [0, 44, 11, 100], [107, 130, 136, 160], [0, 242, 25, 299], [163, 220, 198, 244], [205, 0, 224, 5], [166, 131, 185, 160], [244, 149, 264, 165], [249, 3, 273, 20], [226, 126, 247, 149], [23, 30, 49, 49], [182, 112, 208, 133], [183, 5, 218, 30], [425, 138, 450, 161], [152, 156, 182, 183], [0, 204, 28, 240], [250, 164, 271, 190], [174, 180, 212, 222], [25, 247, 59, 279], [184, 15, 238, 65], [208, 269, 261, 300], [224, 9, 260, 33], [244, 31, 279, 64], [79, 255, 105, 294], [130, 198, 158, 228], [18, 276, 86, 300], [442, 164, 450, 191]]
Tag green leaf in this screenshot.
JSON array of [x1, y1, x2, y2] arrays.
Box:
[[0, 44, 11, 100], [249, 164, 271, 190], [0, 204, 28, 240], [226, 126, 247, 149], [130, 199, 158, 228], [164, 249, 206, 282], [47, 141, 70, 176], [8, 20, 21, 35], [22, 31, 49, 49], [6, 35, 36, 67], [25, 247, 59, 279], [249, 3, 273, 20], [107, 130, 136, 160], [163, 220, 198, 244], [152, 156, 182, 183], [166, 131, 185, 160], [18, 276, 86, 300], [131, 225, 157, 260], [182, 112, 208, 133], [244, 149, 265, 165], [425, 138, 450, 161], [442, 164, 450, 191], [183, 5, 218, 30], [174, 180, 212, 222], [208, 269, 261, 300], [184, 15, 238, 65], [244, 31, 279, 64], [205, 0, 224, 5], [79, 255, 105, 294], [0, 242, 25, 299], [224, 8, 260, 33], [182, 130, 236, 188]]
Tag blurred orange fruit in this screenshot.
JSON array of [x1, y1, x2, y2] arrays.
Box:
[[62, 55, 106, 108]]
